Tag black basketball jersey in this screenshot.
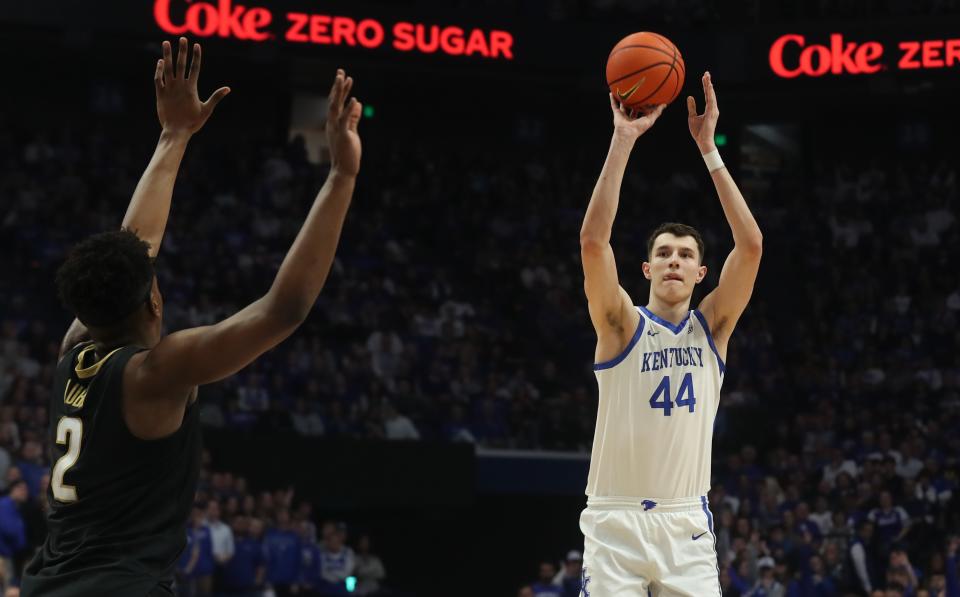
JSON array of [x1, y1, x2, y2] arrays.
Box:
[[22, 342, 201, 597]]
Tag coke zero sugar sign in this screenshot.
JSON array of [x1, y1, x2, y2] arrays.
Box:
[[154, 0, 514, 59], [769, 33, 960, 78]]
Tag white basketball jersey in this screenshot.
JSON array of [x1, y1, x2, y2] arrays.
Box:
[[585, 306, 725, 499]]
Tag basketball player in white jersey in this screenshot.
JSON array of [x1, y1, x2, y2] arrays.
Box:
[[578, 72, 763, 596]]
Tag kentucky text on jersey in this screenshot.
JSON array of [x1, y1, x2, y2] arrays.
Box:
[[641, 347, 705, 372]]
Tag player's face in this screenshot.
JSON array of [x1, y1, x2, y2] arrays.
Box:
[[643, 233, 706, 304]]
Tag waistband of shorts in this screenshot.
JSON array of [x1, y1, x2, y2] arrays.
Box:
[[586, 495, 707, 513]]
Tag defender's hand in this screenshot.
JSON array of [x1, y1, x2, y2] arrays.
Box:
[[326, 69, 362, 177], [610, 94, 665, 142], [686, 71, 719, 154], [155, 37, 230, 135]]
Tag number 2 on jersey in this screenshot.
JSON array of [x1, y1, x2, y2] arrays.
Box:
[[649, 372, 697, 416], [52, 417, 82, 502]]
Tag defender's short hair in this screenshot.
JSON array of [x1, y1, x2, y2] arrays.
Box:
[[55, 229, 154, 327]]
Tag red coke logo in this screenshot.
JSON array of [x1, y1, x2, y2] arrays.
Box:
[[769, 33, 884, 78], [154, 0, 272, 41]]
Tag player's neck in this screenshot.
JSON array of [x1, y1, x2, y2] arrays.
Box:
[[644, 295, 692, 326], [89, 325, 148, 355]]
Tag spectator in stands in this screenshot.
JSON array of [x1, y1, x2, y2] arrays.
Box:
[[869, 492, 911, 550], [823, 451, 858, 490], [178, 505, 214, 597], [885, 548, 919, 595], [786, 554, 836, 596], [291, 399, 325, 437], [13, 444, 43, 500], [551, 550, 582, 597], [353, 534, 386, 596], [809, 497, 833, 537], [318, 521, 355, 596], [0, 411, 19, 457], [849, 520, 881, 595], [298, 519, 322, 595], [747, 559, 785, 597], [294, 502, 318, 545], [205, 499, 233, 592], [821, 541, 847, 590], [382, 402, 419, 440], [17, 473, 46, 582], [223, 516, 266, 596], [264, 508, 301, 596], [530, 561, 561, 597], [720, 565, 743, 597], [0, 481, 27, 591]]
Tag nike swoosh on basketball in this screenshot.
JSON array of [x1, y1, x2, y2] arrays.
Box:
[[692, 532, 708, 541], [615, 78, 646, 102]]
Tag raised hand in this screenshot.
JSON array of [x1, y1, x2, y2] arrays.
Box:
[[326, 69, 362, 177], [610, 94, 665, 142], [154, 37, 230, 135], [687, 71, 719, 153]]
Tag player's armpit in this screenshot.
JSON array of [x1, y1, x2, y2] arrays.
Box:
[[697, 243, 761, 346]]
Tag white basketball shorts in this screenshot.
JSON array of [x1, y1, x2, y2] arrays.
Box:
[[579, 495, 721, 597]]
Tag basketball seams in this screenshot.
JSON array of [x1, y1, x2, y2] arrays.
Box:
[[607, 44, 676, 62], [630, 43, 676, 106], [647, 32, 676, 51], [608, 62, 674, 87]]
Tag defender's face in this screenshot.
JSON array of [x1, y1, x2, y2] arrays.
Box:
[[644, 233, 706, 303]]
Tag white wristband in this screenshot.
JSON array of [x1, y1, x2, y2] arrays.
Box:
[[702, 149, 724, 172]]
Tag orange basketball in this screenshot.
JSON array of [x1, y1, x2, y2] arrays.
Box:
[[606, 32, 685, 112]]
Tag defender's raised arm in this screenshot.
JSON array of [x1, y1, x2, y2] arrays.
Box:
[[59, 38, 229, 358], [128, 70, 362, 400]]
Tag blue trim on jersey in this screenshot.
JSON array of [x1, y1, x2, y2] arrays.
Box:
[[702, 495, 723, 597], [639, 306, 691, 335], [693, 310, 726, 375], [701, 495, 714, 534], [593, 313, 645, 371]]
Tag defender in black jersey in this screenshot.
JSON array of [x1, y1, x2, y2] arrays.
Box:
[[22, 38, 363, 596]]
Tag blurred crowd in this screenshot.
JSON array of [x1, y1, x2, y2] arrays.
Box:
[[177, 459, 388, 597], [0, 449, 387, 596]]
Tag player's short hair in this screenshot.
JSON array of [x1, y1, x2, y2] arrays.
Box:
[[56, 229, 154, 327], [646, 222, 705, 263]]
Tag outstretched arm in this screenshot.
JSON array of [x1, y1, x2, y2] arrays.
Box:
[[123, 38, 229, 254], [125, 70, 361, 436], [59, 37, 228, 357], [580, 99, 664, 362], [691, 73, 762, 354]]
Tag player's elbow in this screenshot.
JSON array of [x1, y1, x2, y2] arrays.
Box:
[[580, 235, 609, 258], [261, 292, 311, 331], [740, 233, 763, 259]]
